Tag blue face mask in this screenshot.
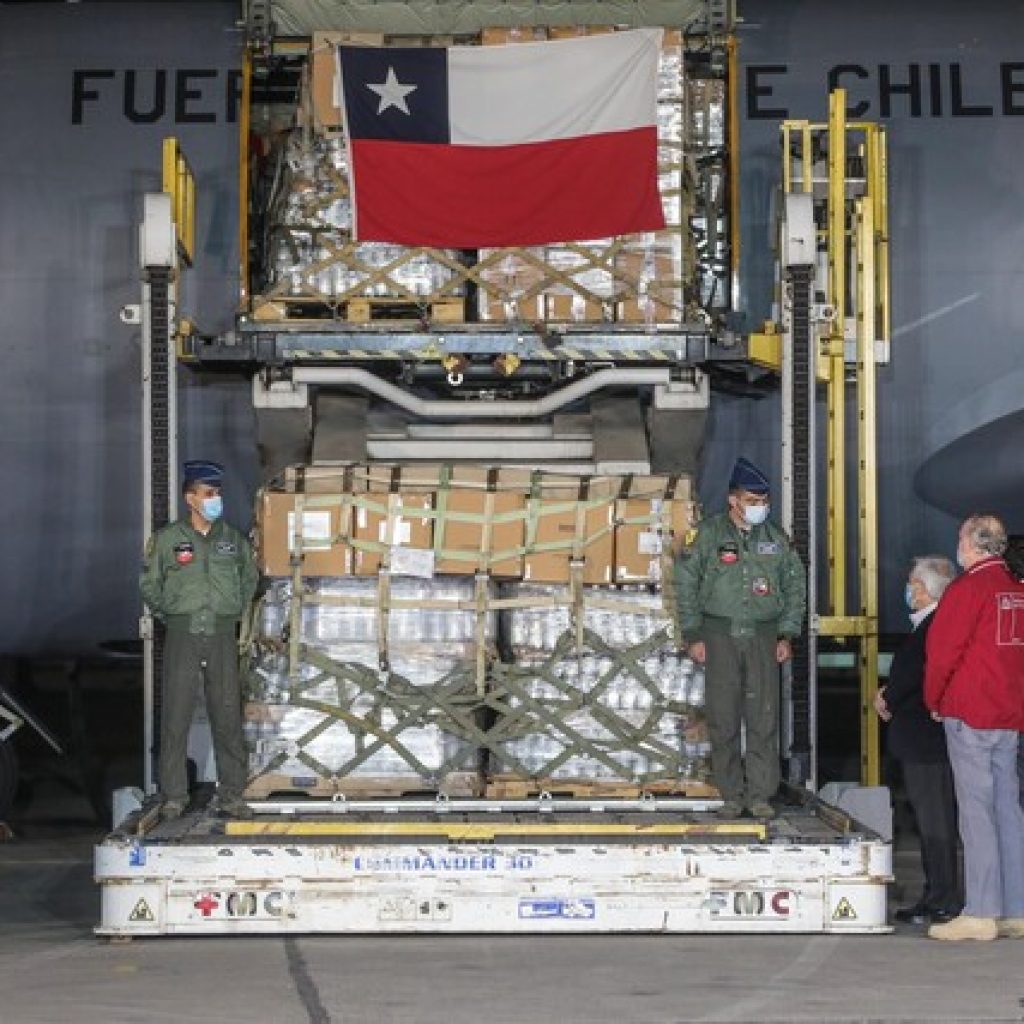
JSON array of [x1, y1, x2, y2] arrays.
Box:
[[905, 583, 915, 610], [201, 495, 224, 522], [743, 503, 770, 527]]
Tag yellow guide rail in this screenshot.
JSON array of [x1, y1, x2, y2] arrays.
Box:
[[162, 136, 195, 267]]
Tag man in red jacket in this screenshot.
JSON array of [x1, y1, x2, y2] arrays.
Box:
[[925, 514, 1024, 941]]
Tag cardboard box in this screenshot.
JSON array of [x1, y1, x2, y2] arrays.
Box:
[[476, 249, 548, 322], [615, 248, 680, 324], [435, 488, 525, 577], [547, 26, 613, 40], [283, 465, 358, 495], [258, 491, 353, 577], [543, 293, 606, 323], [621, 474, 694, 502], [614, 498, 696, 584], [481, 27, 546, 45], [523, 495, 616, 585], [353, 492, 434, 576]]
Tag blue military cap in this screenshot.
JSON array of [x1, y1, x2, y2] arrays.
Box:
[[182, 459, 224, 487], [728, 457, 770, 495]]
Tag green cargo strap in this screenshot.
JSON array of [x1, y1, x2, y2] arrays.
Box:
[[376, 570, 391, 672], [474, 573, 489, 695], [432, 463, 453, 564], [287, 492, 306, 683]]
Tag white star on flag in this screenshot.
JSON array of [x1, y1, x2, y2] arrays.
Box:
[[366, 67, 418, 116]]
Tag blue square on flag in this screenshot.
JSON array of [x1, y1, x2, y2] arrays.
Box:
[[340, 46, 449, 144]]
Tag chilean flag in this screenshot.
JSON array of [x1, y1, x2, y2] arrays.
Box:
[[337, 29, 666, 248]]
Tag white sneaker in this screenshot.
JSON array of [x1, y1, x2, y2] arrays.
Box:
[[928, 914, 998, 942]]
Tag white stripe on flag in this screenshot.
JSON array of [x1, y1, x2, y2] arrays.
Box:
[[448, 28, 662, 147]]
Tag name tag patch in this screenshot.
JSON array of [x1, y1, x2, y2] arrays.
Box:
[[214, 541, 238, 556], [757, 542, 780, 555], [173, 542, 195, 565]]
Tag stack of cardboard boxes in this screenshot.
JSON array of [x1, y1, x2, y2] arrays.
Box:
[[261, 27, 687, 326], [245, 464, 710, 798], [257, 464, 696, 587]]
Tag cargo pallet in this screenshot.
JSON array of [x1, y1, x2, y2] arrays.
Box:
[[95, 787, 891, 937], [243, 770, 485, 801], [252, 295, 466, 324]]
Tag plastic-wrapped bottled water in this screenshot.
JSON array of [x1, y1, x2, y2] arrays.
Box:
[[688, 666, 706, 708]]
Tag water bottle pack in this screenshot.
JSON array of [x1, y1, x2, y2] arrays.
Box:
[[260, 577, 494, 648], [246, 703, 472, 778], [509, 585, 676, 656], [267, 132, 462, 300]]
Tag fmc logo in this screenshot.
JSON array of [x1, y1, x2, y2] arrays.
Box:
[[706, 888, 793, 918]]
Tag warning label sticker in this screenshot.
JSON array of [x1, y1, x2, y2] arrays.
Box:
[[832, 897, 858, 921], [129, 898, 155, 923]]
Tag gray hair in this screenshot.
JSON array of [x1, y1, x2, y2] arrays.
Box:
[[910, 555, 956, 601], [962, 514, 1008, 557]]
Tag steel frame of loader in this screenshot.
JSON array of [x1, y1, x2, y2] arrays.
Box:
[[100, 7, 895, 939], [95, 791, 890, 937]]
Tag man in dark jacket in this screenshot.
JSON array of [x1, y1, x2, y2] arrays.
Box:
[[875, 556, 960, 925], [140, 460, 259, 820], [925, 514, 1024, 941]]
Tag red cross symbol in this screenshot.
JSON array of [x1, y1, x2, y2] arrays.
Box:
[[194, 893, 220, 917]]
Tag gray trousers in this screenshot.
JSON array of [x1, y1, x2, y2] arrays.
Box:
[[944, 718, 1024, 919], [1018, 734, 1024, 813], [159, 629, 247, 804], [704, 631, 780, 805]]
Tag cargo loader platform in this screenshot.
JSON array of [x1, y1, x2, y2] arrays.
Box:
[[95, 787, 891, 937]]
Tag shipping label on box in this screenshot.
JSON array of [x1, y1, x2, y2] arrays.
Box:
[[287, 511, 332, 551], [389, 546, 436, 579]]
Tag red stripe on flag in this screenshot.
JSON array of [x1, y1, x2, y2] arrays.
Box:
[[349, 128, 665, 248]]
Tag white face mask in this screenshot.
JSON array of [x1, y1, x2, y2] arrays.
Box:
[[743, 504, 770, 527]]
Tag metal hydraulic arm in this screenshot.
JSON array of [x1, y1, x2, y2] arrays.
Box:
[[125, 139, 195, 794], [756, 89, 890, 788]]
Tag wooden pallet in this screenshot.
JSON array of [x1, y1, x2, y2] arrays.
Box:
[[244, 770, 484, 801], [484, 776, 719, 800], [251, 295, 465, 324]]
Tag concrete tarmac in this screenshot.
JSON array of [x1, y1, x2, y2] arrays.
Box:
[[2, 820, 1024, 1024]]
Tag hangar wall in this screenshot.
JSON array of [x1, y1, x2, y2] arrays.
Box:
[[1, 0, 1020, 653], [733, 0, 1024, 628], [0, 2, 252, 652]]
